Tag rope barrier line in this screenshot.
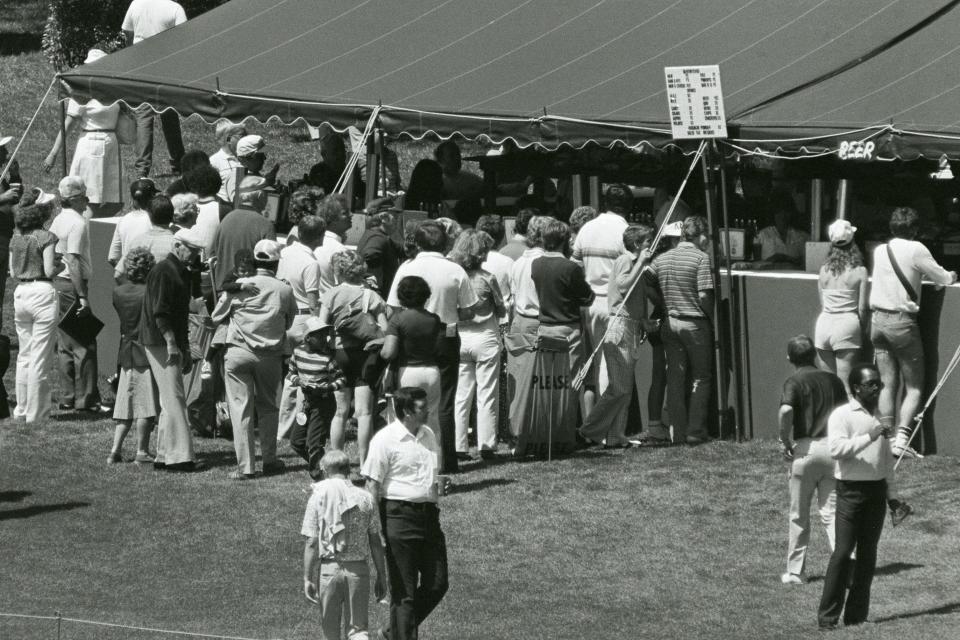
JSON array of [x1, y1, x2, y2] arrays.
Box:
[[895, 341, 960, 470], [571, 139, 707, 391], [0, 76, 57, 183], [0, 611, 284, 640]]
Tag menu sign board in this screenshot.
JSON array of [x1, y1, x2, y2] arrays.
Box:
[[665, 65, 727, 139]]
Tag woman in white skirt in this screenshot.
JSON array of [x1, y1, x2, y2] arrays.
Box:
[[109, 246, 159, 464], [10, 202, 63, 423], [43, 49, 123, 218]]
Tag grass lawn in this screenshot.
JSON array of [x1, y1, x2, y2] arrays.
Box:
[[2, 424, 960, 640]]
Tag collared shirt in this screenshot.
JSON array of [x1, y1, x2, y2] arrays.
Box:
[[607, 253, 647, 320], [531, 252, 594, 325], [361, 420, 439, 503], [780, 366, 847, 440], [828, 399, 895, 484], [869, 237, 954, 312], [509, 247, 544, 318], [49, 207, 92, 281], [757, 226, 809, 262], [211, 150, 242, 202], [278, 241, 321, 311], [211, 269, 297, 355], [651, 242, 713, 318], [314, 231, 347, 294], [194, 198, 222, 255], [301, 479, 380, 561], [115, 227, 177, 278], [108, 209, 152, 263], [387, 251, 478, 327], [140, 254, 191, 354], [571, 212, 628, 295], [500, 235, 528, 261], [482, 249, 514, 311]]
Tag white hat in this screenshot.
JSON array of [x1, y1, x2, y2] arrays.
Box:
[[304, 316, 331, 335], [827, 219, 857, 246], [236, 135, 266, 157], [84, 49, 107, 64], [58, 176, 86, 199], [30, 187, 56, 207], [253, 239, 282, 262], [0, 135, 11, 147]]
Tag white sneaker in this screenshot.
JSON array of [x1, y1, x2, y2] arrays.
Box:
[[780, 572, 805, 585], [892, 438, 923, 459]]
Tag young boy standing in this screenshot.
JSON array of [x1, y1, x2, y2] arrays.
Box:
[[288, 317, 345, 479]]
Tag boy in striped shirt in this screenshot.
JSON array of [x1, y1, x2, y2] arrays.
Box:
[[288, 317, 345, 479]]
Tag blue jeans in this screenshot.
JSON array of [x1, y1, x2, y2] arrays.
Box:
[[662, 316, 713, 440]]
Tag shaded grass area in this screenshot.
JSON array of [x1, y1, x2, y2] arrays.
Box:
[[2, 421, 960, 640]]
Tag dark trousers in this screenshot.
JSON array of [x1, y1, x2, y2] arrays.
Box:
[[134, 105, 185, 177], [437, 334, 460, 473], [289, 390, 336, 478], [818, 479, 887, 628], [54, 278, 100, 408], [381, 500, 448, 640]]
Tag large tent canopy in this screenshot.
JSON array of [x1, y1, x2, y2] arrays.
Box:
[[59, 0, 960, 158]]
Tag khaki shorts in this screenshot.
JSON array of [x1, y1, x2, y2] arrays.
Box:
[[870, 311, 923, 362]]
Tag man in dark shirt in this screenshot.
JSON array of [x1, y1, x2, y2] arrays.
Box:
[[530, 219, 594, 386], [650, 215, 714, 445], [778, 335, 847, 584], [210, 179, 277, 289], [356, 210, 401, 295], [141, 234, 204, 472]]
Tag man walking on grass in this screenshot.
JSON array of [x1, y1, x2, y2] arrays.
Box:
[[363, 387, 450, 640], [778, 335, 846, 585], [302, 450, 388, 640]]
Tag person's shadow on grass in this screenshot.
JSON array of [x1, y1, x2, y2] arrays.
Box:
[[806, 562, 924, 584], [0, 501, 89, 520], [0, 490, 30, 502], [874, 601, 960, 622], [452, 478, 516, 494]]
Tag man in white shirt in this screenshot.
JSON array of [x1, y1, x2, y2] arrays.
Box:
[[388, 221, 479, 473], [50, 177, 108, 413], [362, 387, 449, 640], [123, 0, 187, 178], [817, 363, 910, 629], [210, 120, 246, 179], [868, 207, 956, 458], [313, 195, 353, 293], [276, 215, 324, 440], [571, 184, 630, 399]]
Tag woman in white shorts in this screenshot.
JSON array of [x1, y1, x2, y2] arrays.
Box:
[[814, 220, 867, 394]]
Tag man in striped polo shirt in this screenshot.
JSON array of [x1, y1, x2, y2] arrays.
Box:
[[650, 215, 714, 445], [571, 185, 630, 405]]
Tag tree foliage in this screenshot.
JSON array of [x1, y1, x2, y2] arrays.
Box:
[[42, 0, 230, 70]]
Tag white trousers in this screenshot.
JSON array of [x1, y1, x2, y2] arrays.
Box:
[[583, 296, 609, 394], [13, 282, 59, 423], [398, 363, 441, 435], [145, 344, 195, 465], [787, 437, 837, 576], [454, 325, 501, 452]]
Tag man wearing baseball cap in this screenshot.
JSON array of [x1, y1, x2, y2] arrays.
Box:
[[220, 134, 280, 206], [212, 239, 297, 479], [50, 176, 110, 413]]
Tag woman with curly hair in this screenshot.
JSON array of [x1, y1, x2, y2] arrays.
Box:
[[10, 203, 62, 423], [318, 250, 388, 463], [815, 220, 868, 393], [109, 246, 159, 464], [285, 185, 325, 245], [448, 229, 506, 460]]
